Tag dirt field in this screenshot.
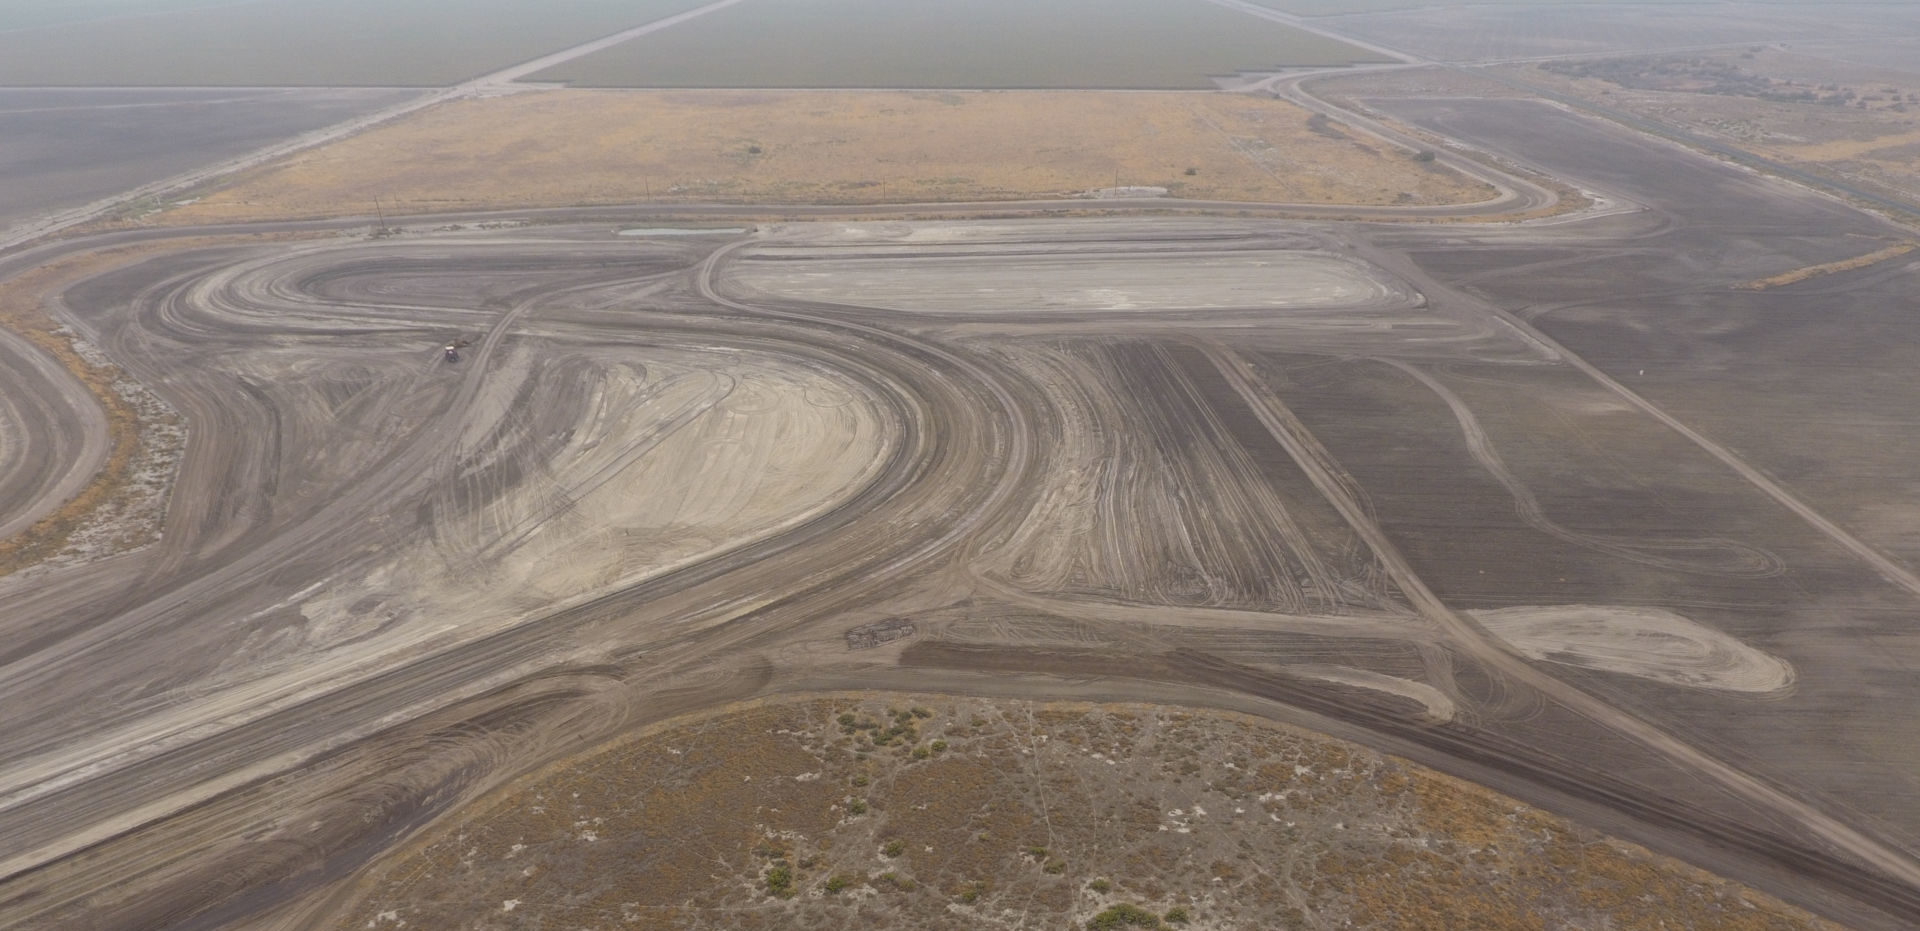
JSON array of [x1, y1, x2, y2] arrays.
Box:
[[15, 63, 1920, 931], [157, 90, 1495, 222], [327, 695, 1835, 931]]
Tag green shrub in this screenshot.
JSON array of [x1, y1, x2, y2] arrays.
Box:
[[1088, 878, 1112, 893], [824, 874, 856, 895], [883, 839, 905, 858], [847, 798, 868, 816], [764, 863, 795, 899], [1088, 904, 1162, 929], [1164, 906, 1190, 924]]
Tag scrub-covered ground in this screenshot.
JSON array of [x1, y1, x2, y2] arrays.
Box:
[[331, 696, 1836, 931]]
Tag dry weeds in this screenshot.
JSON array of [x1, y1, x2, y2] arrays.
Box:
[[1502, 51, 1920, 205], [1737, 241, 1917, 290], [159, 89, 1495, 224], [0, 255, 143, 572], [326, 695, 1837, 931]]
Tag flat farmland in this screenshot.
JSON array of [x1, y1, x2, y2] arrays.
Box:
[[0, 0, 230, 30], [1245, 0, 1857, 14], [158, 89, 1492, 221], [1318, 3, 1920, 63], [530, 0, 1388, 89], [0, 88, 413, 230], [0, 0, 712, 86]]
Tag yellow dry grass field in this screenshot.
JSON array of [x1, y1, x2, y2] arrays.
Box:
[[1738, 241, 1917, 291], [161, 89, 1495, 223]]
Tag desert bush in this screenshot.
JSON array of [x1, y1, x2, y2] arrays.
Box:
[[764, 863, 795, 898], [1089, 903, 1162, 929]]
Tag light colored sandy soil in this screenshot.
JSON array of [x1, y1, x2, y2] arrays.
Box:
[[732, 248, 1406, 314], [1281, 664, 1457, 722], [1472, 605, 1795, 694], [154, 89, 1496, 223], [206, 343, 890, 725]]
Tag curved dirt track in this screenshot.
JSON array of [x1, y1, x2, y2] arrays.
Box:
[[0, 326, 110, 539], [3, 99, 1920, 931]]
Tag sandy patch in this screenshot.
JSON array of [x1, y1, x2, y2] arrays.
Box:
[[1472, 605, 1793, 694], [1282, 664, 1457, 722], [732, 250, 1408, 314]]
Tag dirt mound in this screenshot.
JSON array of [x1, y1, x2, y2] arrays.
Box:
[[1474, 605, 1794, 693]]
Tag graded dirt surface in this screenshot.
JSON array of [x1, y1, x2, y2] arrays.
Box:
[[731, 239, 1412, 314], [327, 695, 1835, 931], [0, 88, 414, 230], [528, 0, 1385, 90], [9, 50, 1920, 931], [157, 90, 1495, 222]]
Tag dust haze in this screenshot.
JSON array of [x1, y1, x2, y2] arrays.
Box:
[[2, 1, 1918, 930]]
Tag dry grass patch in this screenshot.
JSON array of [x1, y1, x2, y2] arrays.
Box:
[[1738, 241, 1917, 291], [1506, 52, 1920, 204], [0, 253, 143, 573], [161, 89, 1496, 224]]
